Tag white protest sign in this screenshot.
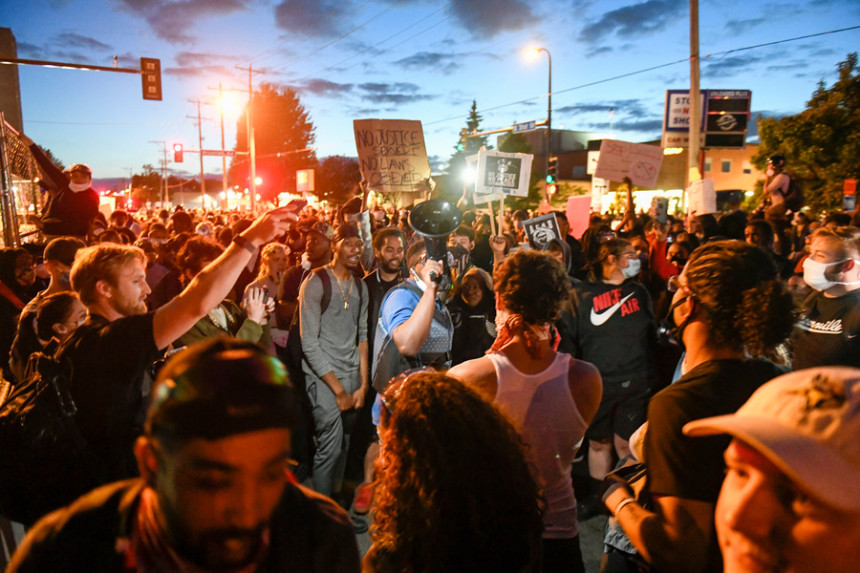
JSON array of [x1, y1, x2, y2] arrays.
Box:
[[522, 213, 561, 250], [566, 195, 592, 240], [686, 178, 717, 215], [353, 119, 431, 193], [475, 149, 533, 199], [594, 139, 664, 188], [650, 196, 669, 225]]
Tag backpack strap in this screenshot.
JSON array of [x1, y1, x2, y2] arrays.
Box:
[[311, 267, 332, 314], [396, 281, 450, 327]]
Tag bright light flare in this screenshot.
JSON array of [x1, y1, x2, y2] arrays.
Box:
[[523, 47, 544, 59], [462, 166, 476, 183], [254, 176, 263, 185], [219, 92, 238, 112]]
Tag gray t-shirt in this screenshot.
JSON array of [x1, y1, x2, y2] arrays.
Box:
[[299, 267, 368, 381]]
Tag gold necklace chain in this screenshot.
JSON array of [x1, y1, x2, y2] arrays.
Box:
[[330, 265, 354, 310]]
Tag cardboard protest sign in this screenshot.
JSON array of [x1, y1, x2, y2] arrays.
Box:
[[687, 178, 717, 215], [475, 150, 533, 199], [353, 119, 431, 193], [594, 139, 664, 188], [566, 195, 592, 240], [650, 196, 669, 225], [522, 213, 561, 250]]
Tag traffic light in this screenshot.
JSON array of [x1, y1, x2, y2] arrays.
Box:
[[547, 183, 557, 195], [457, 128, 467, 152], [140, 57, 162, 101], [173, 143, 184, 162], [546, 156, 558, 184]]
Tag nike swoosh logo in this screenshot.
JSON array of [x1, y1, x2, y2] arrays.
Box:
[[590, 293, 635, 326]]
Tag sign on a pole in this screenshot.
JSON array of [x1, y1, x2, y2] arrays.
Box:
[[474, 149, 533, 200], [140, 57, 162, 101], [522, 214, 561, 250], [594, 139, 664, 188], [704, 90, 751, 149], [513, 120, 537, 134], [200, 149, 236, 157], [353, 119, 431, 193], [296, 169, 315, 192], [662, 89, 704, 148]]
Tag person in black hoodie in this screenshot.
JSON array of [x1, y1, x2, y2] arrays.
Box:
[[448, 267, 496, 366], [564, 237, 657, 518]]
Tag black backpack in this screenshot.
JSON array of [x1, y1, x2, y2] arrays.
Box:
[[0, 341, 105, 525], [784, 176, 805, 212], [281, 267, 363, 480]]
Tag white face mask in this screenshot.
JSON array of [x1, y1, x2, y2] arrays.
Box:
[[69, 181, 90, 193], [622, 257, 641, 279], [802, 258, 860, 291]]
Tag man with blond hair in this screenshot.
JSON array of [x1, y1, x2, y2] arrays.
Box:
[[24, 208, 294, 522]]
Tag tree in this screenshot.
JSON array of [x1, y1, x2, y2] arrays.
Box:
[[447, 100, 492, 181], [229, 83, 316, 202], [315, 155, 361, 205], [754, 53, 860, 214]]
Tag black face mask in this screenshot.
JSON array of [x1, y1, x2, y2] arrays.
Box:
[[662, 293, 693, 345], [670, 255, 687, 268]]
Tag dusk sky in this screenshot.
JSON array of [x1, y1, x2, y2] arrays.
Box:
[[3, 0, 859, 182]]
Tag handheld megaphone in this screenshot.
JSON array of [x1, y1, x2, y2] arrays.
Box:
[[408, 199, 462, 283]]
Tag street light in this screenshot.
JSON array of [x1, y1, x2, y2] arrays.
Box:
[[525, 47, 552, 203]]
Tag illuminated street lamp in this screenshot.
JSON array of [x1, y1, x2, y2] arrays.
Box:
[[525, 47, 552, 202]]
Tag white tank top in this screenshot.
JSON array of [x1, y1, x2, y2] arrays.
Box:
[[487, 351, 587, 539]]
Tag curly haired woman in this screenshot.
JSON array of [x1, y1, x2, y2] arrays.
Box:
[[602, 240, 795, 573], [450, 250, 603, 573], [364, 371, 544, 573]]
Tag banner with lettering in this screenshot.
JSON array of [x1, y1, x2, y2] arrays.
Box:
[[353, 119, 431, 193]]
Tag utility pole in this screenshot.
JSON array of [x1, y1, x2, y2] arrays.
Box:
[[148, 140, 168, 206], [235, 64, 264, 211], [689, 0, 702, 194], [219, 83, 228, 205], [187, 99, 210, 210]]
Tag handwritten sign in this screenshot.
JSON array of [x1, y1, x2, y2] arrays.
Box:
[[686, 178, 716, 215], [594, 139, 664, 188], [475, 149, 533, 199], [566, 196, 592, 240], [353, 119, 431, 193], [522, 213, 561, 250]]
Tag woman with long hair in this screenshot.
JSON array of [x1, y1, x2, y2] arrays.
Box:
[[602, 240, 795, 573], [447, 267, 496, 366], [364, 370, 544, 573], [450, 250, 602, 573]]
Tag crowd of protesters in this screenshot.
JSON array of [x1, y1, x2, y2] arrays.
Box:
[[1, 148, 860, 573]]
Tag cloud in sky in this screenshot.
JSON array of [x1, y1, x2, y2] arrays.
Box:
[[116, 0, 248, 44], [273, 0, 352, 37], [578, 0, 684, 44], [394, 51, 463, 74], [357, 82, 436, 105], [447, 0, 536, 38], [55, 33, 112, 51], [298, 78, 354, 97], [702, 54, 764, 78]]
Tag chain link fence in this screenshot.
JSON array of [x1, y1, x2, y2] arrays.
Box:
[[0, 114, 42, 247]]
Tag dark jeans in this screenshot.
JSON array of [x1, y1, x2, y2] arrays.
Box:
[[543, 535, 585, 573]]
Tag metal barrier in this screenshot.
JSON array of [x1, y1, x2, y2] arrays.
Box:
[[0, 113, 41, 247]]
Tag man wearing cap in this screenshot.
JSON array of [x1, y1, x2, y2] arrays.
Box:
[[21, 133, 99, 240], [299, 223, 369, 497], [9, 236, 86, 382], [683, 367, 860, 573], [277, 220, 333, 326], [6, 338, 361, 572]]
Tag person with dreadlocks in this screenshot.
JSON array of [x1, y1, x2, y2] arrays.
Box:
[[449, 249, 602, 573]]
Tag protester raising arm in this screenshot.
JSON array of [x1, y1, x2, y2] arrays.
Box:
[[152, 208, 293, 350]]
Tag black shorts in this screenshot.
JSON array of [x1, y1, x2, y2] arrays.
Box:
[[585, 378, 651, 442]]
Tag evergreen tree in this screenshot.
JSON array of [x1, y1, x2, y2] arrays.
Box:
[[447, 100, 492, 180], [754, 53, 860, 214]]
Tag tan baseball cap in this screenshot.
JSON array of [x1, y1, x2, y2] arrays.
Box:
[[684, 367, 860, 511]]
